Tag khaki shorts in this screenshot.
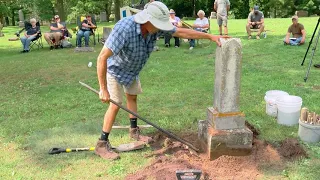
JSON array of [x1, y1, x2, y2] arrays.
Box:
[[217, 15, 228, 27], [107, 73, 142, 104]]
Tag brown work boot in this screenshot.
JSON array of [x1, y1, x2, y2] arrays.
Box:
[[129, 127, 153, 143], [94, 139, 120, 160]]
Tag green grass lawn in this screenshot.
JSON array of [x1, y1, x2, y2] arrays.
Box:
[[1, 18, 320, 179]]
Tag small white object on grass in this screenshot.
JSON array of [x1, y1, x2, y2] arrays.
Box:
[[88, 62, 93, 68]]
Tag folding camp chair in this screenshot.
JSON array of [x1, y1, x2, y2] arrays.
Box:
[[51, 23, 72, 49], [16, 21, 43, 51], [76, 16, 99, 47]]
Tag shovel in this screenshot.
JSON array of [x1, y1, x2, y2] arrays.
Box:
[[48, 141, 146, 155]]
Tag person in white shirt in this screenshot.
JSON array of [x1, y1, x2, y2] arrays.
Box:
[[214, 0, 230, 35], [190, 10, 209, 50]]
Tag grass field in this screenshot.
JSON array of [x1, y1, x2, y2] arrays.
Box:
[[1, 17, 320, 179]]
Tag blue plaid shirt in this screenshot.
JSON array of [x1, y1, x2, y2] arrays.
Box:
[[105, 16, 176, 86]]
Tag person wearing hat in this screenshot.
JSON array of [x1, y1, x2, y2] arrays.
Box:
[[189, 10, 210, 50], [246, 5, 265, 40], [214, 0, 230, 36], [164, 9, 182, 48], [284, 15, 306, 46], [44, 15, 66, 50], [95, 1, 222, 160]]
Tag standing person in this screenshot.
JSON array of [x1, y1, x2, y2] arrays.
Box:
[[20, 18, 39, 53], [95, 1, 221, 160], [284, 15, 306, 46], [246, 5, 265, 40], [76, 15, 96, 47], [189, 10, 209, 50], [164, 9, 182, 47], [214, 0, 230, 35]]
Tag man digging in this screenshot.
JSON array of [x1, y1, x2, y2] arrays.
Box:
[[95, 1, 222, 160]]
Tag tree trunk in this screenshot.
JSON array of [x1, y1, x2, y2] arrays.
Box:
[[11, 9, 15, 26], [114, 0, 121, 22], [0, 15, 3, 25], [5, 16, 9, 26], [56, 0, 66, 21], [105, 2, 111, 22]]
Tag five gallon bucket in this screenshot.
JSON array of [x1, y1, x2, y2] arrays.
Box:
[[298, 121, 320, 143], [264, 90, 289, 117], [276, 95, 302, 126]]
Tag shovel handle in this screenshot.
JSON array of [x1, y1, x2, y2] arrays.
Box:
[[79, 81, 200, 152]]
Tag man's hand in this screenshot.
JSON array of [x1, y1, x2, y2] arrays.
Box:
[[210, 35, 222, 47], [99, 89, 110, 103], [301, 38, 305, 44], [252, 22, 256, 26]]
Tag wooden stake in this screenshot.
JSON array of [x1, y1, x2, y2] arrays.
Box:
[[112, 125, 153, 129], [312, 112, 317, 124], [300, 107, 308, 122]]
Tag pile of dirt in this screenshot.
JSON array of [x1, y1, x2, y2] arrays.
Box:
[[126, 157, 200, 180], [126, 128, 307, 179], [278, 138, 307, 159]]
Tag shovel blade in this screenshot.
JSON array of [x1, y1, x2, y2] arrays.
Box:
[[115, 141, 146, 152]]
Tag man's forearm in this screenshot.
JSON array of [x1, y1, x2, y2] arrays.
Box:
[[97, 55, 108, 91], [173, 28, 211, 39]]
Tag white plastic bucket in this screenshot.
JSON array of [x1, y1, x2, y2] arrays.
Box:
[[264, 90, 289, 117], [298, 121, 320, 143], [276, 95, 302, 126]]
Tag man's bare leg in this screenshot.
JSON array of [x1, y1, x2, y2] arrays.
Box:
[[126, 93, 137, 119], [224, 25, 228, 35], [246, 23, 252, 39], [53, 32, 62, 46], [219, 26, 222, 35], [126, 93, 152, 142], [102, 103, 120, 132], [44, 33, 53, 45], [94, 103, 120, 160], [258, 24, 265, 36]]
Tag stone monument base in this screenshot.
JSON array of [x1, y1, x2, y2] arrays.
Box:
[[19, 21, 25, 28], [198, 120, 253, 160]]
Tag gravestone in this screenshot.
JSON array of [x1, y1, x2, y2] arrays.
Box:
[[295, 11, 308, 17], [18, 10, 25, 28], [210, 12, 217, 19], [198, 38, 253, 160], [100, 12, 107, 22], [101, 27, 112, 44], [0, 22, 4, 37]]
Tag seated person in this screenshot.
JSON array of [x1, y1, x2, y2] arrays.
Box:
[[246, 5, 265, 40], [284, 16, 306, 46], [164, 9, 182, 48], [76, 15, 96, 47], [20, 18, 39, 53], [44, 15, 65, 50], [190, 10, 209, 50]]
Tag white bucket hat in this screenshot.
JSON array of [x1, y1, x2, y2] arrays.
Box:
[[134, 1, 174, 31]]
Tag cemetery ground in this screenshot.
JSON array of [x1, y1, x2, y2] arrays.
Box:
[[1, 17, 320, 179]]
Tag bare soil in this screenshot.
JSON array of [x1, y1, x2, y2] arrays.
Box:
[[126, 124, 307, 180]]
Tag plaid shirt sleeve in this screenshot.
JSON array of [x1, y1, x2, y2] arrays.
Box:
[[105, 23, 128, 55]]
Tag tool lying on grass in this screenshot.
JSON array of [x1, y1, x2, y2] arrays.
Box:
[[48, 141, 146, 155], [79, 81, 200, 152]]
